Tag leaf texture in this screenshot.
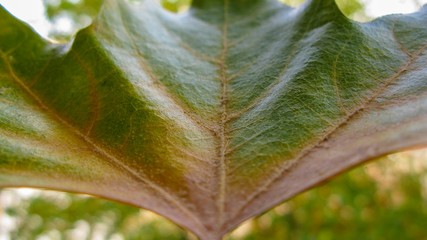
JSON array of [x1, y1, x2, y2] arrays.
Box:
[[1, 0, 427, 239]]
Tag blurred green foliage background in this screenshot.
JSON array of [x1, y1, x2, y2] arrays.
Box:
[[1, 0, 427, 239]]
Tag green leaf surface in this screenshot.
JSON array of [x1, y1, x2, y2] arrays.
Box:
[[1, 0, 427, 239]]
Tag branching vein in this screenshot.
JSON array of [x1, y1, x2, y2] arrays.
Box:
[[231, 42, 427, 220], [0, 50, 208, 234]]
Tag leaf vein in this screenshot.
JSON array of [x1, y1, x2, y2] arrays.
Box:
[[0, 50, 208, 234], [231, 42, 427, 221]]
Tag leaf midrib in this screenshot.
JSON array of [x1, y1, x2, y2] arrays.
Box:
[[117, 0, 233, 231], [216, 0, 229, 230]]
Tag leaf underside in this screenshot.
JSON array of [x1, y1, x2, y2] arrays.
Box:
[[1, 0, 427, 239]]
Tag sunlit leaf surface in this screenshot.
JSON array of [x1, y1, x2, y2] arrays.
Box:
[[1, 0, 427, 239]]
